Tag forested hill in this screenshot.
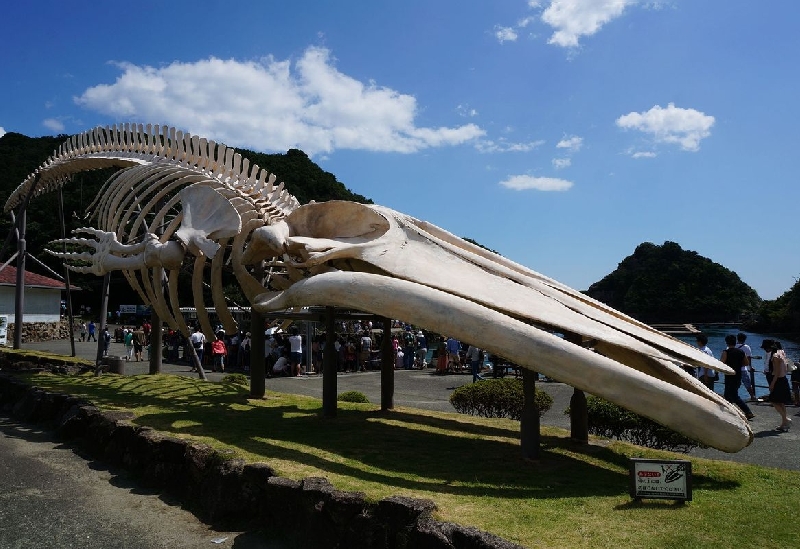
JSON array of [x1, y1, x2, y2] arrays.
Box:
[[585, 241, 761, 323]]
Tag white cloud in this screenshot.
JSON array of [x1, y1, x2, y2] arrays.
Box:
[[456, 104, 478, 117], [552, 157, 572, 169], [43, 118, 65, 132], [74, 47, 484, 155], [631, 151, 657, 158], [499, 174, 573, 191], [556, 135, 583, 152], [494, 25, 518, 43], [542, 0, 637, 48], [616, 103, 714, 151], [476, 139, 545, 153], [0, 127, 5, 138]]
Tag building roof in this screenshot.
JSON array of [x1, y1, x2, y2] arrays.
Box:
[[0, 265, 80, 290]]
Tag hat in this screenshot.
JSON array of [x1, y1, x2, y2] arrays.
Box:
[[760, 339, 774, 350], [417, 331, 423, 336]]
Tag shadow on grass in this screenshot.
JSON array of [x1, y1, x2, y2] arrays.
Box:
[[27, 373, 740, 500]]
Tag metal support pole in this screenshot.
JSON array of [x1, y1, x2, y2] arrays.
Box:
[[11, 176, 40, 349], [250, 308, 266, 398], [520, 368, 540, 459], [380, 317, 394, 411], [94, 273, 110, 372], [565, 331, 589, 443], [305, 321, 313, 374], [322, 306, 337, 418], [13, 207, 26, 349], [149, 298, 163, 374], [147, 200, 164, 374], [57, 189, 76, 357]]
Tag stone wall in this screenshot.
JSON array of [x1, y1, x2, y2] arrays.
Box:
[[0, 367, 524, 549], [6, 321, 72, 343]]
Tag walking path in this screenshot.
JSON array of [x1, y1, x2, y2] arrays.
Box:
[[15, 334, 800, 472]]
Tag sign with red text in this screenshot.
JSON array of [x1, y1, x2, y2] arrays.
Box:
[[629, 459, 692, 501]]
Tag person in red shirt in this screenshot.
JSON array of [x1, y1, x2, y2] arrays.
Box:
[[210, 332, 228, 372]]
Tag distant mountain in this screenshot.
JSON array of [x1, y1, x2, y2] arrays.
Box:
[[750, 278, 800, 333], [585, 241, 761, 323]]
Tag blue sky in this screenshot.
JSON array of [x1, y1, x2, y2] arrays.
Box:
[[2, 1, 798, 299]]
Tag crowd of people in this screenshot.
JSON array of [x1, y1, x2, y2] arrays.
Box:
[[72, 317, 499, 385], [693, 332, 798, 432]]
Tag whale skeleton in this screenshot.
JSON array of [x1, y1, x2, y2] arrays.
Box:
[[5, 124, 753, 453]]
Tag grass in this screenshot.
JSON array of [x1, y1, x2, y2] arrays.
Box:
[[19, 370, 800, 549]]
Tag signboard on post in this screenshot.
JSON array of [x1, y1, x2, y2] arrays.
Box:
[[0, 315, 8, 346], [119, 305, 138, 315], [629, 458, 692, 502]]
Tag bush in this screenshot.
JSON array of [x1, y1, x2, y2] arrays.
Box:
[[449, 378, 553, 420], [581, 395, 703, 453], [221, 373, 249, 386], [337, 391, 370, 403]]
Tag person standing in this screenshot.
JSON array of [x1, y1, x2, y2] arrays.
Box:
[[768, 341, 793, 431], [133, 325, 146, 362], [415, 331, 427, 369], [736, 333, 756, 401], [359, 331, 372, 371], [446, 336, 461, 372], [79, 322, 87, 342], [102, 327, 111, 356], [239, 332, 252, 371], [402, 328, 415, 370], [189, 326, 205, 369], [288, 327, 303, 376], [466, 344, 484, 382], [720, 334, 755, 420], [142, 320, 151, 339], [124, 329, 134, 361], [759, 339, 775, 401], [435, 336, 448, 374], [695, 334, 716, 390], [210, 332, 227, 373]]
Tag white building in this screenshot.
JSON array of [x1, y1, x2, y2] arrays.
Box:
[[0, 265, 75, 323]]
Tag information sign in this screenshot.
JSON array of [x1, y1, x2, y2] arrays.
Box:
[[629, 458, 692, 502]]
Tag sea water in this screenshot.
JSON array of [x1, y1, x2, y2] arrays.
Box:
[[677, 326, 799, 400]]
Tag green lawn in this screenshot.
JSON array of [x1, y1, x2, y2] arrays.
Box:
[[21, 371, 800, 549]]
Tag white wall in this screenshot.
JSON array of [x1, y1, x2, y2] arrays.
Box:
[[0, 286, 62, 323]]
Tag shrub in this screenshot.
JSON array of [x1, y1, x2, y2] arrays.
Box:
[[337, 391, 370, 403], [449, 378, 553, 420], [221, 373, 249, 386], [579, 395, 703, 453]]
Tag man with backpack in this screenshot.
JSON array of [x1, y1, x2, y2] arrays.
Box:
[[721, 334, 755, 420]]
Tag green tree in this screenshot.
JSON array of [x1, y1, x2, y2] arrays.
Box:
[[585, 241, 761, 323]]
